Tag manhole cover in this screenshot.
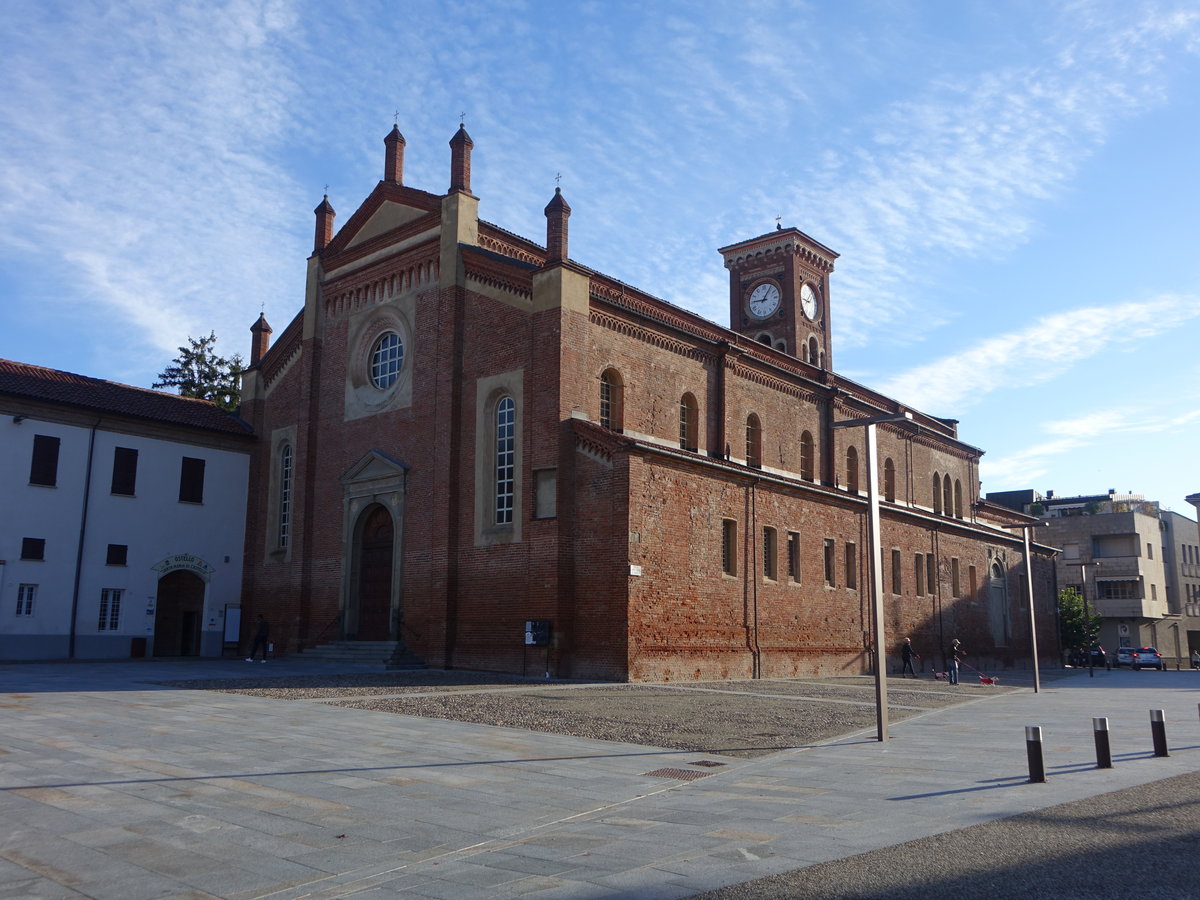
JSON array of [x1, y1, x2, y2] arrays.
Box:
[[689, 760, 726, 768], [641, 767, 712, 781]]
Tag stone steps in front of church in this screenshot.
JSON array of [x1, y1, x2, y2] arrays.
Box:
[[300, 641, 426, 669]]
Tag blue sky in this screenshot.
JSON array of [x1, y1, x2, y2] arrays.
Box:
[[2, 0, 1198, 516]]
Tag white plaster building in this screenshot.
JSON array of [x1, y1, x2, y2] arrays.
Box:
[[1, 360, 252, 660]]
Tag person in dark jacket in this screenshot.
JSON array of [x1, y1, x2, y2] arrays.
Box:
[[900, 637, 919, 677], [246, 615, 270, 663]]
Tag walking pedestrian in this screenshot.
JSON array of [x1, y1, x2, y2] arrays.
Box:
[[246, 615, 270, 663], [948, 638, 963, 685], [900, 637, 918, 677]]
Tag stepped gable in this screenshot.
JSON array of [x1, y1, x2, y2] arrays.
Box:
[[0, 358, 252, 436]]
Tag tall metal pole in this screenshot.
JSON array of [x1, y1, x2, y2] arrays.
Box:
[[866, 423, 889, 742], [833, 410, 910, 743], [1082, 562, 1094, 678], [1020, 525, 1041, 693]]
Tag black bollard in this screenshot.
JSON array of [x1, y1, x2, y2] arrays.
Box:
[[1026, 725, 1046, 783], [1092, 717, 1113, 768], [1150, 709, 1169, 757]]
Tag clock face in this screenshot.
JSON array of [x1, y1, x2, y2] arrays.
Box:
[[748, 282, 781, 318], [800, 283, 819, 320]]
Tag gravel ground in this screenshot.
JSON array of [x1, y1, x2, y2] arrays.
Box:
[[692, 770, 1200, 899], [160, 671, 1013, 759]]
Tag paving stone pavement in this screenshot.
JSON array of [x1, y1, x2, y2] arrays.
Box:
[[2, 660, 1199, 899]]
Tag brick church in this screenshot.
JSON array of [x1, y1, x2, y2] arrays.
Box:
[[239, 125, 1056, 681]]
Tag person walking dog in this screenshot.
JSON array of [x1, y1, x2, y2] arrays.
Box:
[[948, 638, 963, 685]]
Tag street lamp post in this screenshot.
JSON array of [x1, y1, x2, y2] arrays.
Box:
[[1004, 523, 1042, 694], [832, 410, 913, 743], [1067, 561, 1098, 677]]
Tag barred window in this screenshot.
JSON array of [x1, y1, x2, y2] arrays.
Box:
[[787, 532, 800, 582], [278, 444, 293, 549], [800, 431, 815, 481], [98, 588, 122, 631], [722, 519, 737, 575], [599, 369, 623, 431], [763, 527, 778, 580], [745, 415, 761, 469], [495, 396, 515, 524], [370, 332, 404, 389], [679, 393, 698, 451], [845, 446, 859, 493], [16, 584, 36, 617]]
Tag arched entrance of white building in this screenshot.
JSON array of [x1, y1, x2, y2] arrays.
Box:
[[154, 570, 206, 656]]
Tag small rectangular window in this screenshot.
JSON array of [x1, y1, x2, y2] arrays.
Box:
[[763, 527, 777, 580], [98, 588, 122, 631], [914, 553, 924, 596], [16, 584, 37, 616], [1147, 543, 1153, 560], [823, 539, 836, 587], [106, 544, 128, 566], [844, 542, 857, 590], [29, 434, 61, 486], [951, 558, 961, 598], [21, 538, 46, 561], [722, 519, 737, 576], [111, 447, 138, 495], [892, 549, 902, 594], [927, 555, 936, 596], [969, 565, 978, 599], [179, 456, 206, 503], [787, 532, 800, 582]]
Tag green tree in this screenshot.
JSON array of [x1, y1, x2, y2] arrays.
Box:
[[153, 332, 244, 412], [1058, 587, 1102, 652]]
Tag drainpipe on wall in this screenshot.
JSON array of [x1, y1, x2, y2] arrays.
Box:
[[68, 417, 101, 659], [933, 527, 944, 669], [749, 479, 761, 679]]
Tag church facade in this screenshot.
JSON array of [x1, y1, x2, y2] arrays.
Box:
[[239, 126, 1056, 681]]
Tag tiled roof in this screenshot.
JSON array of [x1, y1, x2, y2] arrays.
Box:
[[0, 358, 253, 437]]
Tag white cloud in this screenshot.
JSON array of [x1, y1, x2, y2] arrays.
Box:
[[782, 2, 1200, 349], [877, 295, 1200, 413], [0, 0, 305, 369], [981, 403, 1200, 490]]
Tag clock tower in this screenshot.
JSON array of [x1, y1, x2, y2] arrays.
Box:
[[719, 226, 838, 369]]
